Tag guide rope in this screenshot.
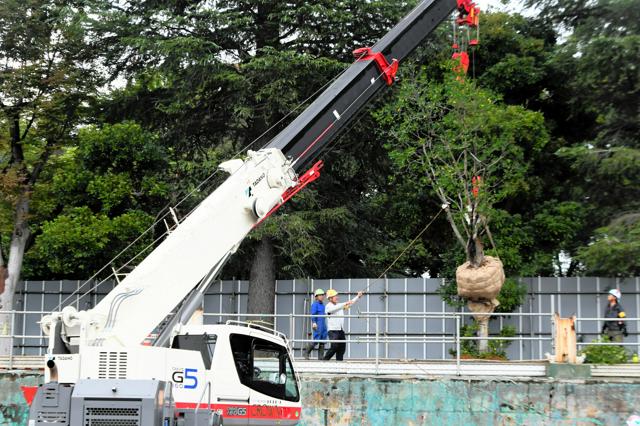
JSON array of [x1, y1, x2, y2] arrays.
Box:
[[360, 206, 445, 294]]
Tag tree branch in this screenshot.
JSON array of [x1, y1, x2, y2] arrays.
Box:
[[435, 186, 466, 249], [27, 143, 55, 187], [20, 112, 37, 142], [9, 112, 24, 166], [0, 233, 5, 295]]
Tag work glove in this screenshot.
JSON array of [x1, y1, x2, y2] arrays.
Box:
[[312, 323, 317, 330]]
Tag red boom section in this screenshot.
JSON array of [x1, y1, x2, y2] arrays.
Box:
[[254, 161, 324, 227], [353, 47, 399, 86]]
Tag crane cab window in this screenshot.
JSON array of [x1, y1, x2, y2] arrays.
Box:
[[230, 334, 299, 402], [171, 333, 217, 370]]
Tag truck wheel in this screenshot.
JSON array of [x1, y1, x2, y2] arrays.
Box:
[[211, 413, 223, 426]]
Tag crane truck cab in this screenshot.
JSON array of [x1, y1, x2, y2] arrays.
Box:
[[28, 321, 301, 426]]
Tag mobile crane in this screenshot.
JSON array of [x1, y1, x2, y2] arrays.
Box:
[[26, 0, 476, 424]]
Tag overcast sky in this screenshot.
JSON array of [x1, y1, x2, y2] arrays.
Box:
[[475, 0, 539, 17]]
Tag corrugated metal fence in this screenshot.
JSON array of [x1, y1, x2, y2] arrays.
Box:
[[11, 277, 640, 360]]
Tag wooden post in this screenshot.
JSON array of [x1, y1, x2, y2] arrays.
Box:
[[554, 314, 577, 363]]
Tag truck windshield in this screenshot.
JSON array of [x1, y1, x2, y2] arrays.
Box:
[[171, 333, 216, 369], [230, 334, 299, 402]]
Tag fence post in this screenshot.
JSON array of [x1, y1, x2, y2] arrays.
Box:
[[366, 315, 370, 359], [375, 316, 380, 375], [9, 310, 15, 370], [292, 313, 296, 355], [550, 313, 556, 357], [289, 314, 294, 353], [455, 314, 460, 376]]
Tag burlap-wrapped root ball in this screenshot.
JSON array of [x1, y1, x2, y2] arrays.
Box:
[[456, 256, 505, 301]]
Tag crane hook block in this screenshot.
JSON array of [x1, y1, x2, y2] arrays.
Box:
[[452, 51, 470, 75], [456, 0, 480, 27], [353, 47, 399, 86]]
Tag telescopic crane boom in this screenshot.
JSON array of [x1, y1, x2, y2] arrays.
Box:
[[267, 0, 458, 171]]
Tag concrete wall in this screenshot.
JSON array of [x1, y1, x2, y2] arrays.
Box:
[[0, 372, 41, 425], [301, 376, 640, 426], [3, 372, 640, 426]]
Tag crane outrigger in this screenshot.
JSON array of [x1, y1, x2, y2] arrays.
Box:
[[26, 0, 479, 424]]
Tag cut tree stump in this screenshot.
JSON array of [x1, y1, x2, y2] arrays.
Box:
[[553, 314, 577, 363]]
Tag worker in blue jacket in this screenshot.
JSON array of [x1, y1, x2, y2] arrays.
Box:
[[303, 289, 328, 359]]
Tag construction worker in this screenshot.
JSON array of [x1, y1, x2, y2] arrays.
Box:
[[304, 289, 328, 360], [602, 289, 628, 342], [323, 289, 363, 361]]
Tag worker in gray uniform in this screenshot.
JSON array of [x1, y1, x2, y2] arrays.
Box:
[[602, 289, 628, 342]]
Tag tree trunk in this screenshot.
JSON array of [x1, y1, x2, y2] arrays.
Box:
[[255, 2, 279, 51], [467, 299, 497, 353], [247, 236, 276, 325], [476, 316, 490, 352], [245, 4, 280, 326], [467, 235, 484, 267], [0, 244, 6, 299], [0, 195, 31, 356]]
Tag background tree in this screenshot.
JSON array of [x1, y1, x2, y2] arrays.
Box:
[[0, 1, 636, 351], [23, 122, 167, 281], [527, 0, 640, 276], [0, 1, 105, 353]]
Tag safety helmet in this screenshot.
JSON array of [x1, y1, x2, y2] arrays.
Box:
[[314, 288, 325, 297], [326, 289, 338, 298], [609, 289, 621, 299]]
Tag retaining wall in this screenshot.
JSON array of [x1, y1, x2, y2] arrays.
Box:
[[301, 376, 640, 425], [2, 372, 640, 425], [0, 372, 40, 425]]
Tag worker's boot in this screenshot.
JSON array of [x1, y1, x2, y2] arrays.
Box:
[[303, 344, 313, 360], [317, 343, 325, 360]]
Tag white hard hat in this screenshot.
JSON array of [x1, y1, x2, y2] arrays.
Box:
[[609, 289, 621, 299]]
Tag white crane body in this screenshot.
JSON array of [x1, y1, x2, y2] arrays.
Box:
[[77, 148, 296, 348]]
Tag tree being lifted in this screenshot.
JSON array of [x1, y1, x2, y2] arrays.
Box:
[[447, 1, 505, 351], [425, 88, 507, 353], [453, 183, 505, 352], [379, 67, 548, 353]]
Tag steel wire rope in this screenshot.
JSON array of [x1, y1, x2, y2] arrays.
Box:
[[345, 209, 446, 369], [54, 52, 368, 312], [360, 207, 445, 294], [68, 228, 177, 309]]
